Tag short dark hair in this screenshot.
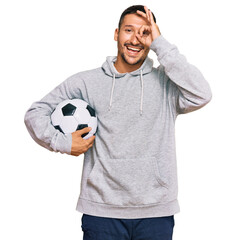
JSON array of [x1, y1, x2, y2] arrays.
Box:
[[118, 5, 156, 30]]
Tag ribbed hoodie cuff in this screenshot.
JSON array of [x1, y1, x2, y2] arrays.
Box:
[[50, 132, 72, 155]]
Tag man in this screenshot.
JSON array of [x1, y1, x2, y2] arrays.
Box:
[[24, 5, 212, 240]]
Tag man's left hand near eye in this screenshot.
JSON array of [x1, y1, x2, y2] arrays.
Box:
[[136, 6, 161, 47]]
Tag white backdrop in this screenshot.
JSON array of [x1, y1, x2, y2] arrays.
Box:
[[1, 0, 235, 239]]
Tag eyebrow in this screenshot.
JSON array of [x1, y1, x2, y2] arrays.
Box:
[[123, 25, 134, 28]]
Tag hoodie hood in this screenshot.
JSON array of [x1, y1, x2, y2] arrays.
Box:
[[101, 56, 154, 116]]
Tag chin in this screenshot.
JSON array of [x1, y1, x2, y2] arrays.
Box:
[[122, 54, 144, 66]]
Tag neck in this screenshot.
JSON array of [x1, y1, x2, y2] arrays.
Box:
[[114, 55, 144, 73]]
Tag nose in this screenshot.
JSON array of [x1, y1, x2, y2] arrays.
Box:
[[130, 32, 140, 45]]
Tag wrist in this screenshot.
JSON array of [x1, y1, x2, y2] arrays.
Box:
[[152, 33, 161, 43], [152, 24, 161, 42]]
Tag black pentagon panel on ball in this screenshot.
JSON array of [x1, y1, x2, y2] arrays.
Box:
[[82, 132, 89, 138], [54, 125, 64, 134], [86, 105, 96, 117], [76, 124, 89, 138], [76, 124, 88, 131], [62, 103, 76, 116]]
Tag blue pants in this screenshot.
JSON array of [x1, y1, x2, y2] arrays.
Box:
[[81, 214, 175, 240]]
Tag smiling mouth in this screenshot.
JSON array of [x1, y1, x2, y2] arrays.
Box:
[[126, 46, 143, 55], [127, 46, 142, 52]]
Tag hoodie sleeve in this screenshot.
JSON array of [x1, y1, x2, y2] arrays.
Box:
[[24, 74, 84, 155], [150, 35, 212, 114]]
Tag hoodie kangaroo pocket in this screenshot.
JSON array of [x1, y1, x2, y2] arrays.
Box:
[[86, 157, 168, 206]]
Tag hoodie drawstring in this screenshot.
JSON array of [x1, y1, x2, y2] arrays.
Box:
[[109, 73, 116, 111], [109, 70, 144, 116], [140, 69, 143, 116]]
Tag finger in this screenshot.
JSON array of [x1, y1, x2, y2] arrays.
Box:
[[136, 10, 147, 19], [148, 9, 151, 23], [136, 9, 153, 27], [139, 25, 151, 37], [87, 138, 95, 149], [76, 127, 91, 136], [148, 9, 155, 25], [88, 141, 95, 149], [144, 6, 150, 22], [86, 135, 95, 144]]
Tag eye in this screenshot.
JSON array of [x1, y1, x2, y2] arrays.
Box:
[[125, 29, 132, 32], [143, 30, 149, 35]]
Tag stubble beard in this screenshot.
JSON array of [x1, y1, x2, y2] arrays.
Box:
[[121, 52, 143, 66]]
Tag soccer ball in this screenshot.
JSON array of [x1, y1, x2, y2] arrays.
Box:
[[51, 99, 97, 139]]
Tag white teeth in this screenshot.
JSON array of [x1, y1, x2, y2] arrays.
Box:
[[127, 47, 141, 52]]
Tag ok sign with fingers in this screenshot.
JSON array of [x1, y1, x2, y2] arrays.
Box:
[[136, 6, 161, 48]]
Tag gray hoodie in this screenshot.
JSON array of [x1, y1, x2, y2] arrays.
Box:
[[24, 35, 212, 219]]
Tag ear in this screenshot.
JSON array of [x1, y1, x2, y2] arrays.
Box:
[[114, 28, 119, 41]]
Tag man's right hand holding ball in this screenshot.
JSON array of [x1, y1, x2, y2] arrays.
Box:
[[71, 127, 96, 156]]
